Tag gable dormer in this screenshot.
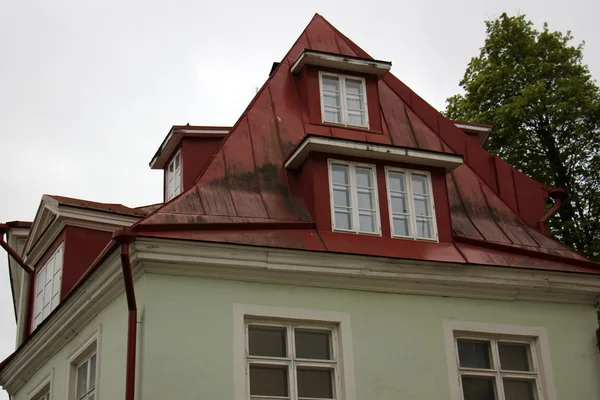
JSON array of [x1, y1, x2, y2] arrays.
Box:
[[291, 50, 391, 134], [150, 125, 230, 202]]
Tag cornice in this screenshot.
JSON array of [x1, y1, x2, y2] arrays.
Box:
[[133, 238, 600, 305]]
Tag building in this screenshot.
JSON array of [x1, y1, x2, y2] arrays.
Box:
[[2, 13, 600, 400]]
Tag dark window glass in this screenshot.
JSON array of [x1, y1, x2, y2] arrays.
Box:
[[462, 376, 496, 400], [295, 330, 331, 360], [457, 339, 492, 369], [499, 343, 532, 372], [503, 378, 537, 400], [249, 365, 288, 396], [248, 326, 286, 357], [297, 368, 334, 399]]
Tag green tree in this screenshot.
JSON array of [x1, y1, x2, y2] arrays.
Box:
[[446, 13, 600, 261]]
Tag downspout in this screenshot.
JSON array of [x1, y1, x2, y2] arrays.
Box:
[[113, 229, 137, 400], [0, 223, 35, 343], [538, 188, 565, 234]]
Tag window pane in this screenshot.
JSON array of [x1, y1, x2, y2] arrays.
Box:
[[324, 108, 342, 124], [248, 326, 287, 357], [359, 212, 376, 233], [503, 378, 536, 400], [323, 92, 340, 107], [322, 76, 340, 91], [331, 164, 349, 185], [347, 110, 366, 126], [89, 354, 97, 389], [457, 340, 492, 369], [295, 330, 331, 360], [345, 79, 363, 95], [499, 343, 532, 372], [391, 194, 409, 214], [413, 196, 431, 216], [77, 362, 89, 398], [357, 190, 374, 210], [346, 94, 364, 110], [462, 376, 496, 400], [297, 368, 334, 399], [388, 171, 406, 192], [334, 210, 352, 230], [37, 269, 45, 294], [393, 216, 410, 236], [355, 167, 372, 187], [411, 174, 429, 194], [416, 217, 433, 239], [333, 187, 350, 207], [249, 365, 288, 396]]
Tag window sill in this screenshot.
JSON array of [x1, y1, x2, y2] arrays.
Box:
[[318, 121, 381, 134]]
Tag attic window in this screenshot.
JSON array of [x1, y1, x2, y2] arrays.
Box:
[[166, 149, 182, 200], [32, 243, 63, 331], [386, 168, 437, 240], [320, 72, 368, 128], [328, 160, 380, 234]]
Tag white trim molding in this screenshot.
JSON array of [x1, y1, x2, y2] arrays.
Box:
[[291, 49, 391, 79], [26, 369, 53, 400], [285, 136, 464, 171], [443, 320, 557, 400], [135, 238, 600, 305], [66, 327, 101, 400], [233, 303, 355, 400]]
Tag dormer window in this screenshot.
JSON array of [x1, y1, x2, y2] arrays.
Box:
[[166, 149, 182, 200], [32, 243, 63, 330], [328, 160, 380, 234], [320, 72, 368, 128], [386, 168, 437, 240]]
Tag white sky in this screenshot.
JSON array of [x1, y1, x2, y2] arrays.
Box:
[[0, 0, 598, 397]]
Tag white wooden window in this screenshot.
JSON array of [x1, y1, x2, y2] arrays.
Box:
[[444, 321, 557, 400], [28, 373, 52, 400], [319, 72, 368, 128], [455, 337, 541, 400], [385, 168, 437, 240], [75, 353, 97, 400], [166, 149, 182, 200], [328, 160, 380, 234], [32, 243, 64, 330], [245, 321, 340, 400]]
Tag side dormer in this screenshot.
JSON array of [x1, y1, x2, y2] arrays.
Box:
[[150, 125, 230, 202], [15, 195, 145, 342]]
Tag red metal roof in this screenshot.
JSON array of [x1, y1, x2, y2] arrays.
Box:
[[132, 14, 598, 273]]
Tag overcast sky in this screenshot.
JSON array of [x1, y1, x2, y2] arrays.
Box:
[[1, 0, 598, 397]]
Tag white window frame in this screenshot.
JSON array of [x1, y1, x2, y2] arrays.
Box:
[[32, 243, 64, 331], [385, 167, 438, 241], [27, 370, 53, 400], [328, 159, 381, 235], [166, 148, 182, 201], [443, 320, 557, 400], [67, 328, 101, 400], [319, 71, 369, 129], [233, 304, 356, 400]]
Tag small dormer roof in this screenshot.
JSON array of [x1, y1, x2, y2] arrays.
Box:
[[291, 49, 391, 79], [150, 125, 230, 169]]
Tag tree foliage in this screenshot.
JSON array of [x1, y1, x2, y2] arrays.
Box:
[[446, 13, 600, 260]]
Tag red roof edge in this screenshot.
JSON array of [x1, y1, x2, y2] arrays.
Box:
[[451, 120, 493, 129], [132, 221, 316, 233], [454, 235, 600, 270], [5, 221, 33, 228]]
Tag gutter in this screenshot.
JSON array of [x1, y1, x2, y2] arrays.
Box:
[[0, 224, 35, 343], [539, 188, 565, 225], [113, 229, 138, 400]]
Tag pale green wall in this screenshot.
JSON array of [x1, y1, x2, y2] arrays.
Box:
[[141, 273, 600, 400], [9, 274, 148, 400], [9, 272, 600, 400]]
